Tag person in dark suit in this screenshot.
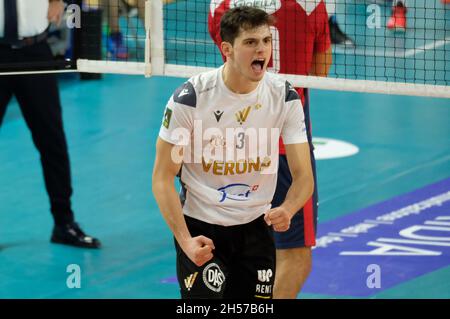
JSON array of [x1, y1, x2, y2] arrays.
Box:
[[0, 0, 101, 248]]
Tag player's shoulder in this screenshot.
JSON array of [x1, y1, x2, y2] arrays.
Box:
[[172, 68, 220, 108], [173, 81, 197, 108], [264, 72, 300, 103]]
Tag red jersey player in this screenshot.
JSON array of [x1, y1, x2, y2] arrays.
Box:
[[209, 0, 332, 298]]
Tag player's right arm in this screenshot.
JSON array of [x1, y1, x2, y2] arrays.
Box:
[[152, 139, 215, 267], [153, 81, 215, 267]]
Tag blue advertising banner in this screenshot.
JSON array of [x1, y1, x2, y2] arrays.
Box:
[[303, 178, 450, 296]]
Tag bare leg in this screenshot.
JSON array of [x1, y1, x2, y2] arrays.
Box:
[[102, 0, 121, 33], [273, 247, 312, 299], [137, 0, 145, 22]]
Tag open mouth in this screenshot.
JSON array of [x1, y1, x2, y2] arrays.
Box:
[[251, 59, 265, 73]]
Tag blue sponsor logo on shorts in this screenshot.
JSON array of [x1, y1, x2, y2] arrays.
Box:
[[217, 183, 258, 202]]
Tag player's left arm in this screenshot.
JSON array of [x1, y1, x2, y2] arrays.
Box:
[[264, 84, 314, 232], [264, 142, 314, 232], [310, 46, 332, 77], [309, 2, 333, 77]]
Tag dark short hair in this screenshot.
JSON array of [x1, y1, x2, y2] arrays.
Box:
[[220, 6, 274, 45]]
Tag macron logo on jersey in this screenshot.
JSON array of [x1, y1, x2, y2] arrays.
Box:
[[285, 81, 300, 102], [178, 88, 190, 97], [173, 82, 196, 107]]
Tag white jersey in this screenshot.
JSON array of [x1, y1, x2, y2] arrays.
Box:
[[159, 66, 307, 226]]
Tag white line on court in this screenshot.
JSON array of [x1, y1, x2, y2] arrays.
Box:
[[334, 36, 450, 58], [328, 232, 359, 238]]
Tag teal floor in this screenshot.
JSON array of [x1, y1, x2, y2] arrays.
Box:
[[0, 73, 448, 298], [0, 0, 449, 299]]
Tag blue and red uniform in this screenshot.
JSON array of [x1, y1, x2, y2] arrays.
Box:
[[209, 0, 330, 247]]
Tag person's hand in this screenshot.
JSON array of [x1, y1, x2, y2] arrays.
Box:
[[181, 236, 215, 267], [264, 207, 293, 232], [48, 0, 65, 27]]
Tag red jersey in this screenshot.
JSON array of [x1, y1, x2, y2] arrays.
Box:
[[208, 0, 331, 154]]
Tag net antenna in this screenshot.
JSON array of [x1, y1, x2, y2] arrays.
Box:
[[147, 0, 165, 77], [144, 0, 151, 77]]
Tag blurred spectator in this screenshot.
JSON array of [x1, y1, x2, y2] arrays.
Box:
[[102, 0, 174, 60], [325, 0, 355, 47], [0, 0, 101, 249], [209, 0, 332, 299], [387, 1, 407, 31]]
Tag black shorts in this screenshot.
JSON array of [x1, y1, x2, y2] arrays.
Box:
[[175, 215, 275, 299], [272, 153, 318, 248]]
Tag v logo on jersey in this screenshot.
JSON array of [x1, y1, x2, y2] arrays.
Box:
[[214, 110, 224, 122], [184, 272, 198, 291], [235, 106, 251, 125]]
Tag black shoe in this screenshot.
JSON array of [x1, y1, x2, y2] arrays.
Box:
[[329, 18, 355, 47], [51, 222, 101, 249]]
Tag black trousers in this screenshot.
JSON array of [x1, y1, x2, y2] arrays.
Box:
[[0, 41, 74, 225]]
